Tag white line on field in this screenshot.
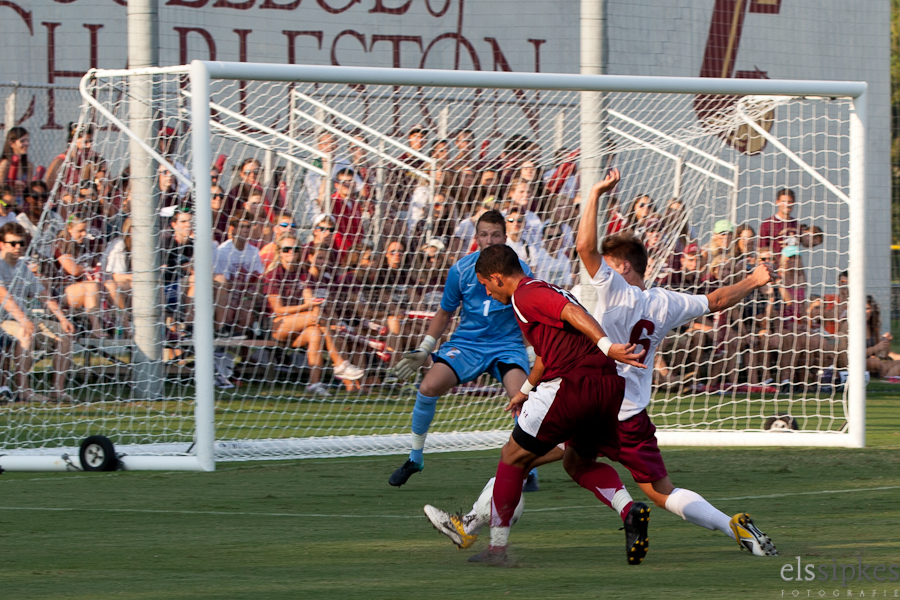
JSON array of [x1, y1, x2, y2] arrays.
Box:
[[713, 485, 900, 502], [0, 484, 896, 520], [524, 484, 900, 513]]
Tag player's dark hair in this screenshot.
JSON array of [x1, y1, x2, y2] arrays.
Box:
[[776, 188, 795, 201], [476, 209, 506, 236], [474, 244, 523, 278], [601, 233, 648, 278]]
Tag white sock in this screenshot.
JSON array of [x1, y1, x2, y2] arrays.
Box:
[[665, 488, 734, 539], [411, 433, 427, 451], [464, 477, 494, 535], [611, 488, 634, 517], [465, 476, 528, 536], [490, 526, 510, 548]]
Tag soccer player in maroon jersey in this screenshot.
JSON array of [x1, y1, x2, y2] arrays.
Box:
[[426, 170, 779, 560], [464, 243, 648, 566]]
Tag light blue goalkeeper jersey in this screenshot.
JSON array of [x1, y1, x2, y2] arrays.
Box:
[[439, 250, 533, 351]]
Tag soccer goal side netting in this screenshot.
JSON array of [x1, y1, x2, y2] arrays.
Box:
[[0, 62, 867, 471]]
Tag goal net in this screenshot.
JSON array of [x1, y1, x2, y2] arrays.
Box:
[[0, 63, 867, 470]]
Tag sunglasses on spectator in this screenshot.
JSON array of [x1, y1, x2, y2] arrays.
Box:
[[280, 246, 301, 253], [507, 217, 524, 223], [3, 240, 25, 247], [334, 179, 353, 186], [242, 169, 260, 175], [212, 193, 225, 199], [277, 222, 297, 228], [315, 225, 335, 232]]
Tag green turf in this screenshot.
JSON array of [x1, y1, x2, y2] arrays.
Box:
[[0, 396, 898, 599]]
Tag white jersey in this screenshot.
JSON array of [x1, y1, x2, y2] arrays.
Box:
[[591, 257, 709, 420], [213, 240, 264, 282]]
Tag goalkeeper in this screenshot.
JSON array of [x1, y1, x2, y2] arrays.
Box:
[[389, 209, 535, 488]]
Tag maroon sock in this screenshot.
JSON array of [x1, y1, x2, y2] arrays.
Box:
[[490, 461, 526, 528], [571, 461, 632, 521]]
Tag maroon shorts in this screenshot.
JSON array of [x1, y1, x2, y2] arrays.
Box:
[[591, 410, 668, 484], [512, 367, 624, 457]]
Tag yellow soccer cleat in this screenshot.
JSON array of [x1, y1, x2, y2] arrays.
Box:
[[730, 513, 778, 556], [424, 505, 478, 549]]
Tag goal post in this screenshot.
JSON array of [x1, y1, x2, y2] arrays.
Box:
[[0, 62, 868, 473]]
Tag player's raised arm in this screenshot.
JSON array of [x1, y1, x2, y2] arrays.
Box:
[[559, 302, 646, 368], [575, 168, 620, 278], [705, 263, 775, 313]]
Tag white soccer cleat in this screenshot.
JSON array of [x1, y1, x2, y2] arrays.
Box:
[[306, 382, 331, 398], [424, 505, 478, 549], [334, 361, 365, 381], [730, 513, 778, 556]]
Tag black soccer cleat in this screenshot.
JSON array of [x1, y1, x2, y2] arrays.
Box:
[[623, 502, 651, 565], [388, 459, 423, 487], [523, 468, 540, 493]]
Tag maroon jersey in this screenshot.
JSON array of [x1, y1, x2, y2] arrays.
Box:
[[759, 214, 798, 255], [511, 277, 616, 381], [264, 265, 308, 311]]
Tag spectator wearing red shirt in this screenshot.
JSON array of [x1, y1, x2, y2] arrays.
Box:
[[605, 195, 626, 236], [331, 168, 363, 252], [759, 188, 798, 256], [0, 127, 33, 203]]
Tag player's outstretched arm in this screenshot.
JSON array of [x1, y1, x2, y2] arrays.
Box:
[[706, 263, 775, 313], [559, 302, 646, 368], [393, 308, 454, 381], [575, 168, 620, 278], [506, 355, 545, 417]]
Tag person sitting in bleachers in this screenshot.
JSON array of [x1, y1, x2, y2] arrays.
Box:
[[259, 213, 297, 269], [213, 211, 265, 337], [0, 185, 19, 227], [104, 217, 133, 331], [330, 168, 364, 253], [46, 123, 101, 191], [503, 177, 543, 247], [503, 206, 533, 266], [0, 222, 76, 402], [529, 221, 575, 288], [355, 238, 419, 368], [265, 236, 364, 397], [0, 127, 32, 204], [51, 212, 106, 338]]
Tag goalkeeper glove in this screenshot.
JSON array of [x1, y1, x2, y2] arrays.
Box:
[[394, 335, 436, 382]]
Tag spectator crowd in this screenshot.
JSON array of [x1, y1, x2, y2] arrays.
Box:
[[0, 122, 880, 402]]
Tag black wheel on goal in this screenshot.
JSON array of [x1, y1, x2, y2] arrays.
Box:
[[79, 436, 118, 471]]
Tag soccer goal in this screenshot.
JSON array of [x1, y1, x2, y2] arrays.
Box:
[[0, 62, 867, 472]]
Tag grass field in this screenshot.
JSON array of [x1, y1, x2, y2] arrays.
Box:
[[0, 389, 898, 599]]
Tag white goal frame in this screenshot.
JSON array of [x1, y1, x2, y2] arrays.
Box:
[[0, 61, 868, 472]]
